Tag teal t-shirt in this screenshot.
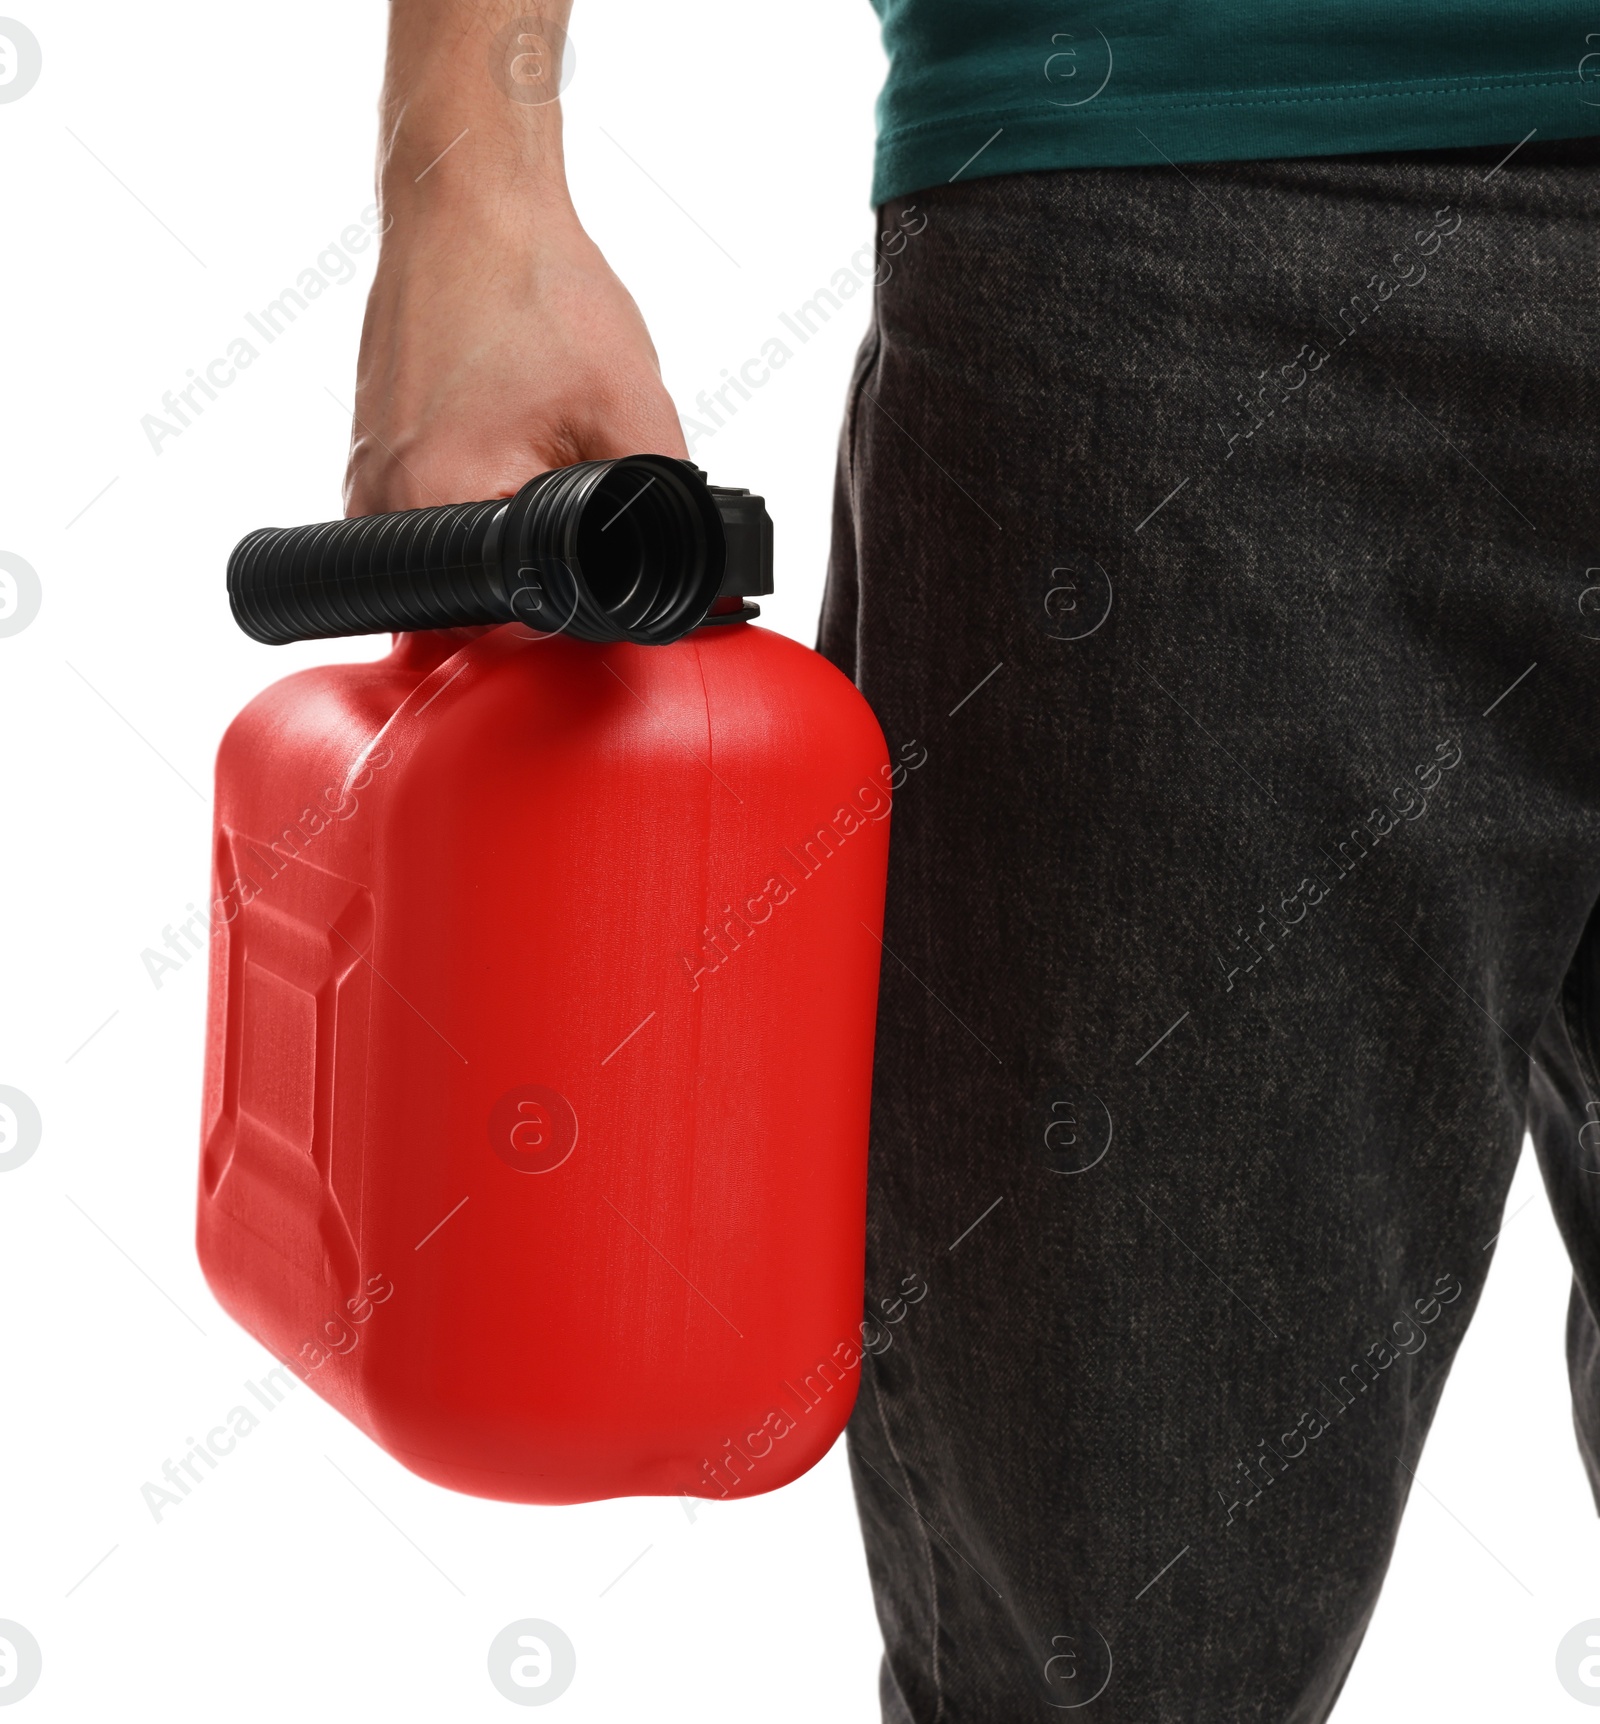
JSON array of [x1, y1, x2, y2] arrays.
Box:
[[868, 2, 1600, 203]]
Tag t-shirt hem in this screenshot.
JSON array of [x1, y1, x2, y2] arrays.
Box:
[[870, 80, 1600, 206]]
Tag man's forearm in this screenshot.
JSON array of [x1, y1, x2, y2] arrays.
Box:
[[377, 1, 577, 226], [345, 0, 687, 512]]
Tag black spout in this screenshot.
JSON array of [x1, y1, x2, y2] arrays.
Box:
[[227, 456, 772, 647]]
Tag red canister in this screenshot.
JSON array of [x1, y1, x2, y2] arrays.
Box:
[[197, 616, 890, 1502]]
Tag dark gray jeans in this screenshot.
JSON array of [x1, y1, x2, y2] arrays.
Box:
[[819, 137, 1600, 1722]]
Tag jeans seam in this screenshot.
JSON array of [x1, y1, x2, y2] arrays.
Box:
[[870, 1362, 946, 1724]]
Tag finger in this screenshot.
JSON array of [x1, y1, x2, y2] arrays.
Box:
[[344, 387, 689, 516], [563, 377, 690, 463]]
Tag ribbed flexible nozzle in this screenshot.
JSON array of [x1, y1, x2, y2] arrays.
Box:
[[227, 456, 773, 647]]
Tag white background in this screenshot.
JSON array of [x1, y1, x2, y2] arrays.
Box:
[[1, 2, 1597, 1718]]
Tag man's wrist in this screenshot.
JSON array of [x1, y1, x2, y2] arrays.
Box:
[[379, 103, 576, 231]]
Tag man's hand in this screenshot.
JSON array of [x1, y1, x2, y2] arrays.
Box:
[[346, 1, 687, 517]]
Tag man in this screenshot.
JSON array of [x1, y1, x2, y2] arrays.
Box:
[[349, 4, 1600, 1717]]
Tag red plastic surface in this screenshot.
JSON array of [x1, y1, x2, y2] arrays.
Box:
[[196, 621, 891, 1503]]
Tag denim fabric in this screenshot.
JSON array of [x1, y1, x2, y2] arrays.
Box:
[[819, 137, 1600, 1722]]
